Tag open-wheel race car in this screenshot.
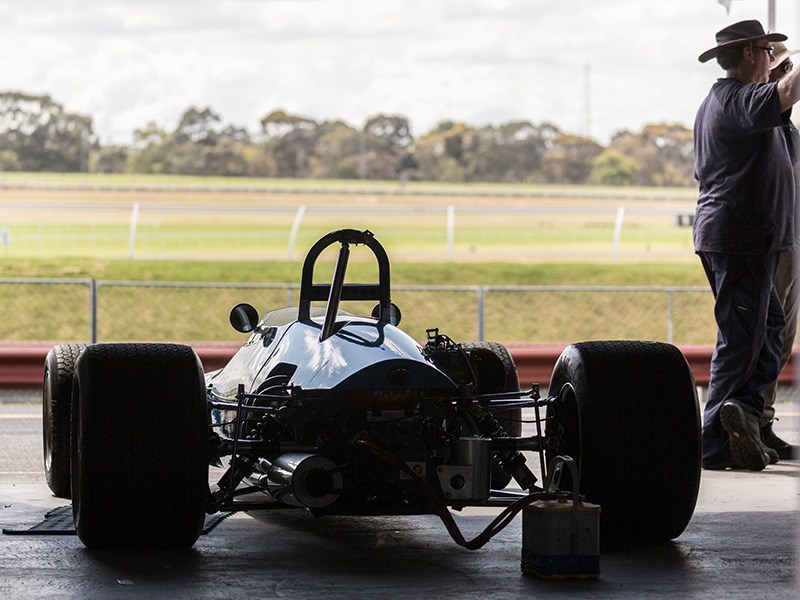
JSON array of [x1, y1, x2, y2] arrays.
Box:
[[42, 229, 701, 551]]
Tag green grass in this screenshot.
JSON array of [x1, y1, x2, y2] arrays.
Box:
[[0, 173, 711, 344], [0, 257, 714, 345], [1, 171, 699, 262], [0, 171, 698, 199], [0, 217, 696, 261], [0, 256, 708, 286]]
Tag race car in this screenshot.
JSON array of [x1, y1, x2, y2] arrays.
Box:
[[42, 228, 701, 550]]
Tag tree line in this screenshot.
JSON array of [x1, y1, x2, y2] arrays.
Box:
[[0, 91, 694, 186]]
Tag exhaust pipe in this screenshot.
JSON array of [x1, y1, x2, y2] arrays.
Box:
[[251, 453, 342, 509]]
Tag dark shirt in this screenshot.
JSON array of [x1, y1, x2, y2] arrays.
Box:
[[693, 78, 795, 254]]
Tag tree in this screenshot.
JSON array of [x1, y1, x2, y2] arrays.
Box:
[[240, 145, 278, 177], [90, 145, 128, 173], [608, 123, 694, 186], [127, 121, 170, 173], [463, 121, 557, 183], [312, 121, 362, 179], [539, 133, 603, 184], [0, 91, 93, 171], [0, 88, 704, 184], [169, 108, 249, 176], [411, 121, 473, 182], [267, 129, 316, 178], [0, 150, 20, 171], [259, 109, 317, 140], [590, 149, 640, 185], [174, 107, 221, 144], [127, 108, 251, 176], [360, 114, 415, 180], [363, 114, 413, 149], [255, 110, 321, 178]]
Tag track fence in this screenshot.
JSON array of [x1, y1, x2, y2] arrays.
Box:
[[0, 278, 715, 346], [0, 201, 698, 262]]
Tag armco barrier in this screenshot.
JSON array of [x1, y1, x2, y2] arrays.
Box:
[[3, 343, 793, 391]]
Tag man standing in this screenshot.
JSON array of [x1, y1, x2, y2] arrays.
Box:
[[759, 41, 800, 460], [694, 20, 800, 470]]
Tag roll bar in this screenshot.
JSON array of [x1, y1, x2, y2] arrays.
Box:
[[298, 229, 392, 337]]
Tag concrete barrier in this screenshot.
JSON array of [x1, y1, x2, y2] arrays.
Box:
[[1, 342, 794, 390], [0, 343, 241, 388]]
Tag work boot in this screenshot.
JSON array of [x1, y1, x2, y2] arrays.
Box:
[[761, 421, 797, 460], [719, 402, 769, 471]]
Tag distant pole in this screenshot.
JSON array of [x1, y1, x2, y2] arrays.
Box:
[[767, 0, 775, 31], [359, 131, 367, 180], [89, 279, 98, 343], [287, 205, 307, 259], [612, 205, 625, 263], [446, 205, 455, 262], [128, 203, 140, 259]]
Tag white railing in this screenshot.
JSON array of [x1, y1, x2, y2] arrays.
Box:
[[0, 200, 698, 263]]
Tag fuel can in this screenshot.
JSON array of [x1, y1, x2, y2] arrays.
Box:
[[521, 497, 601, 580]]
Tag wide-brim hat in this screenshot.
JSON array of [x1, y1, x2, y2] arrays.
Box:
[[698, 19, 786, 63], [771, 41, 800, 69]]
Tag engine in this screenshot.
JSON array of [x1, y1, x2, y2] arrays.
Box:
[[208, 330, 538, 515]]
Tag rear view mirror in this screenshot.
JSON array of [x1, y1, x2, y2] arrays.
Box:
[[371, 302, 402, 326], [230, 303, 260, 333]]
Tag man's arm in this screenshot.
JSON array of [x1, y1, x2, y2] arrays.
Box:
[[777, 67, 800, 112]]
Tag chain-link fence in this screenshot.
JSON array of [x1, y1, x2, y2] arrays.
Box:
[[0, 278, 715, 346]]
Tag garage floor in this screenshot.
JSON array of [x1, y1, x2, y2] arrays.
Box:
[[1, 400, 797, 599]]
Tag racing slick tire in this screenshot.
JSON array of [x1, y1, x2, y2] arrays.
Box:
[[71, 343, 209, 550], [461, 341, 522, 489], [43, 343, 87, 499], [546, 340, 700, 545]]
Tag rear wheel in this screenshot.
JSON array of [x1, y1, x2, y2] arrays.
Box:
[[42, 343, 86, 498], [546, 341, 700, 545], [72, 343, 209, 550], [461, 341, 522, 489]]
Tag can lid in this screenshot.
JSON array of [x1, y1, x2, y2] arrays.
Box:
[[524, 498, 601, 513]]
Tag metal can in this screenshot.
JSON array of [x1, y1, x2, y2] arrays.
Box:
[[521, 497, 601, 579]]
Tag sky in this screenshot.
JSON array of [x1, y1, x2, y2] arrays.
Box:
[[0, 0, 798, 146]]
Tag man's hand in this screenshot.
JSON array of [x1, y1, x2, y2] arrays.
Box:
[[777, 67, 800, 112]]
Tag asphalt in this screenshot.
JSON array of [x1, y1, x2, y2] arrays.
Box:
[[0, 398, 797, 599]]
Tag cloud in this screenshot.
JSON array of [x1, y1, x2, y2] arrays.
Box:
[[0, 0, 797, 145]]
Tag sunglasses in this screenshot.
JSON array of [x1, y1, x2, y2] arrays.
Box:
[[753, 45, 775, 58], [777, 62, 794, 74]]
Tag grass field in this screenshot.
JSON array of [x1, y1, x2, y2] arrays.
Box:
[[0, 171, 699, 198], [0, 173, 699, 262], [0, 173, 714, 345], [0, 275, 715, 345]]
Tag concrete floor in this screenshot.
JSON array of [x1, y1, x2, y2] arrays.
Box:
[[0, 400, 797, 599]]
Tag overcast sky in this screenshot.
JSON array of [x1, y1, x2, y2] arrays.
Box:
[[0, 0, 798, 146]]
